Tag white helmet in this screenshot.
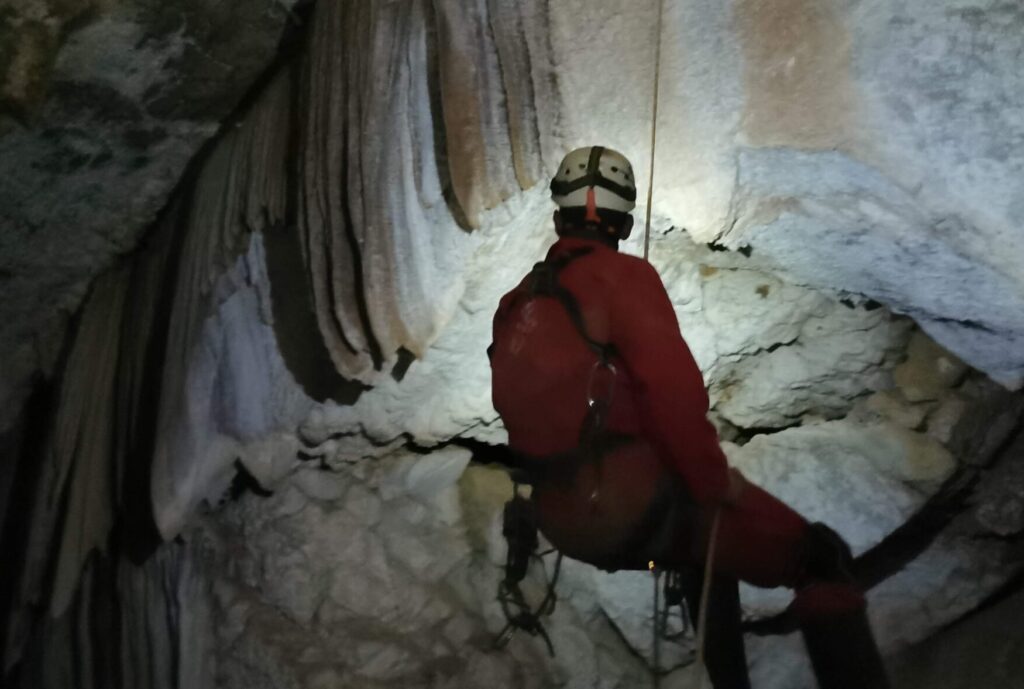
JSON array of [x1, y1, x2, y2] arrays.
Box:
[[550, 146, 637, 220]]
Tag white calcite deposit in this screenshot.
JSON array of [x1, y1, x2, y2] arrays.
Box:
[[3, 2, 1024, 689]]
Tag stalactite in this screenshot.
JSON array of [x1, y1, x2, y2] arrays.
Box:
[[26, 267, 130, 618], [297, 0, 560, 380], [151, 70, 294, 540], [432, 0, 520, 226], [485, 0, 553, 191], [48, 268, 130, 616], [3, 264, 133, 672]]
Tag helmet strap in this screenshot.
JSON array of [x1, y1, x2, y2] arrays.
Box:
[[584, 187, 602, 224], [559, 226, 621, 249]]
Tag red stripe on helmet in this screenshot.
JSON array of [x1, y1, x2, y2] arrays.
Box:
[[585, 187, 601, 223]]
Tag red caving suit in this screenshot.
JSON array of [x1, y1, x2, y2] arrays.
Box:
[[491, 236, 810, 587]]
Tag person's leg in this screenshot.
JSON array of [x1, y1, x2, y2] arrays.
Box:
[[788, 528, 891, 689], [683, 484, 890, 689], [690, 480, 808, 589], [661, 481, 802, 689]]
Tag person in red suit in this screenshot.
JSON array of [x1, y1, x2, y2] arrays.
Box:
[[489, 146, 890, 689]]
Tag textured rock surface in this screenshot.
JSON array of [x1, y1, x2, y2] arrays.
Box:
[[0, 0, 299, 430], [4, 0, 1024, 434], [198, 457, 656, 689], [3, 1, 1024, 688], [720, 2, 1024, 386], [889, 586, 1024, 689]]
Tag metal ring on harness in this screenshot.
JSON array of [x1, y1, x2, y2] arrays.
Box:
[[586, 359, 618, 410], [582, 359, 619, 506]]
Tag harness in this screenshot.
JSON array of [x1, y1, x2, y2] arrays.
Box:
[[506, 247, 623, 487], [494, 247, 692, 652]]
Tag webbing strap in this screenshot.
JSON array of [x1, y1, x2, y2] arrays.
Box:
[[527, 248, 615, 364]]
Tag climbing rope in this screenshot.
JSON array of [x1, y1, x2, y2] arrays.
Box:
[[643, 0, 666, 262], [648, 507, 722, 689], [643, 4, 726, 687], [694, 509, 722, 689], [651, 563, 661, 688]]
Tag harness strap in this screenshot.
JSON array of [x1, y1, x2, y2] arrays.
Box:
[[591, 473, 694, 572], [526, 247, 616, 364], [513, 431, 635, 486]]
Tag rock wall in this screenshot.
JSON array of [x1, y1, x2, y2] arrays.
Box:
[[2, 1, 1024, 688], [0, 0, 302, 431], [890, 585, 1024, 689]]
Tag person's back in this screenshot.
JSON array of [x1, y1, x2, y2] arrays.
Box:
[[491, 236, 669, 563], [488, 146, 891, 689], [492, 237, 640, 456]]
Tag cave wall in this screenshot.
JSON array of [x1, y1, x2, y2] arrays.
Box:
[[0, 0, 303, 431], [2, 1, 1024, 688]]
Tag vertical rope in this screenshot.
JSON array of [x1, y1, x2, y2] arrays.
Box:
[[694, 509, 722, 689], [651, 563, 661, 688], [644, 0, 666, 262]]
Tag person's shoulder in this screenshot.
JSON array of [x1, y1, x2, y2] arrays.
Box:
[[605, 249, 662, 286], [494, 275, 529, 317]]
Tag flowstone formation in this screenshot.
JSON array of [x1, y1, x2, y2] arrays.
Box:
[[0, 0, 304, 428], [2, 1, 1023, 689]]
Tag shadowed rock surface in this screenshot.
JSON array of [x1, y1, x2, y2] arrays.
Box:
[[1, 1, 1023, 688]]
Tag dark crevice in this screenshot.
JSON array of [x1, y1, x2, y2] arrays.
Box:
[[719, 418, 802, 446], [87, 554, 120, 689], [970, 531, 1024, 543], [840, 297, 885, 311], [296, 431, 519, 470], [114, 205, 188, 566], [707, 241, 753, 257], [447, 436, 520, 469], [226, 459, 274, 502], [0, 375, 59, 677], [391, 347, 417, 382], [929, 315, 999, 334]]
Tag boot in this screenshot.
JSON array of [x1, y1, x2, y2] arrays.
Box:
[[793, 583, 891, 689]]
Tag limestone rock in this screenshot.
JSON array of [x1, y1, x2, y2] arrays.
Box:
[[5, 3, 1024, 688], [890, 587, 1024, 689], [729, 421, 955, 560], [893, 331, 969, 403], [0, 0, 300, 430], [973, 430, 1024, 538]]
